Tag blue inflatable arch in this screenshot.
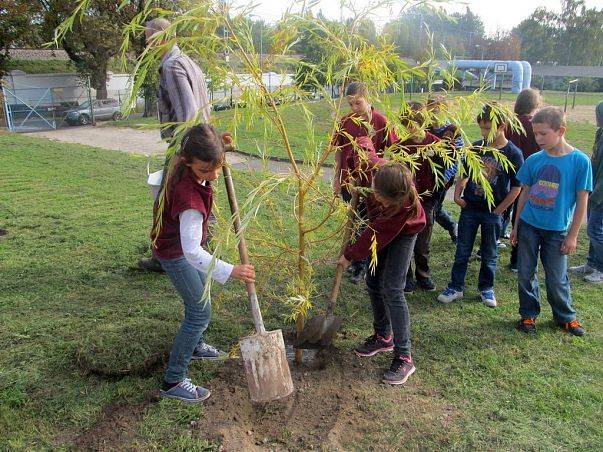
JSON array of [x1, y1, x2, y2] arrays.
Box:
[[449, 60, 532, 93]]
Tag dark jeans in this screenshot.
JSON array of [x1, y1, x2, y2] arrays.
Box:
[[587, 204, 603, 272], [158, 256, 211, 384], [433, 186, 456, 232], [517, 220, 576, 323], [509, 197, 520, 267], [342, 187, 368, 271], [407, 195, 436, 282], [449, 207, 502, 292], [366, 233, 417, 356]]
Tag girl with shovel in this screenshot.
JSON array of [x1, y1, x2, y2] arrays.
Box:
[[152, 124, 255, 403], [338, 162, 426, 385]]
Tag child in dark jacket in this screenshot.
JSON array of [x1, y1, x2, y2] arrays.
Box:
[[437, 105, 524, 308], [338, 162, 426, 385]]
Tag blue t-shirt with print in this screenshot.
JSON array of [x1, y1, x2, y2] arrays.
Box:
[[462, 140, 524, 211], [517, 149, 593, 231]]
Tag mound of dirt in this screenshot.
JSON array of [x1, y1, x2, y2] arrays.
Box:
[[197, 347, 376, 451]]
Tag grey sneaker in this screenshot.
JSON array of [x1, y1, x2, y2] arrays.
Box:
[[191, 342, 227, 361], [160, 378, 211, 403], [569, 264, 594, 275], [584, 269, 603, 283]]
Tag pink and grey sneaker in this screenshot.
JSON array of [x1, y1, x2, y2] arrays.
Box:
[[354, 333, 394, 357], [382, 355, 416, 385]]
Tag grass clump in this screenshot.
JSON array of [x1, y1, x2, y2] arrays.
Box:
[[75, 318, 178, 377]]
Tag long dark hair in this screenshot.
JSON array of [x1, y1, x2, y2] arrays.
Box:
[[169, 124, 225, 189], [373, 162, 420, 218]]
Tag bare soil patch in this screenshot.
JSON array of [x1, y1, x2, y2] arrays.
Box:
[[196, 338, 460, 451]]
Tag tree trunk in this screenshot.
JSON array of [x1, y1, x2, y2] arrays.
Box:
[[90, 61, 109, 100], [143, 84, 158, 117]]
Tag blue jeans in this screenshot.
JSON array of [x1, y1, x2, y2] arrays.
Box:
[[587, 204, 603, 272], [517, 220, 576, 323], [159, 256, 211, 384], [366, 233, 417, 356], [449, 207, 501, 292]]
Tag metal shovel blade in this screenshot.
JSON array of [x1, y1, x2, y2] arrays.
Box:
[[239, 329, 294, 403], [294, 314, 342, 349]]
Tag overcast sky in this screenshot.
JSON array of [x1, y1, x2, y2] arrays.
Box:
[[236, 0, 603, 35]]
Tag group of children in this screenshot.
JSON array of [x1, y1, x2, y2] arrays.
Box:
[[150, 83, 599, 401], [332, 83, 597, 385]]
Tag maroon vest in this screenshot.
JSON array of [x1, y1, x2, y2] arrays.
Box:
[[152, 168, 213, 259]]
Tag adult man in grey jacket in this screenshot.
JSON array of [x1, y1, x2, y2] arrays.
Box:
[[139, 17, 212, 272]]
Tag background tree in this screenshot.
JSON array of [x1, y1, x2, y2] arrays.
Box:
[[513, 0, 603, 65], [0, 1, 40, 77], [382, 5, 486, 60]]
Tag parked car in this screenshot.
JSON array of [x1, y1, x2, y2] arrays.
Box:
[[64, 98, 122, 125]]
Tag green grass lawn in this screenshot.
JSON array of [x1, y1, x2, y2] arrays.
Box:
[[1, 133, 601, 450], [111, 90, 599, 161]]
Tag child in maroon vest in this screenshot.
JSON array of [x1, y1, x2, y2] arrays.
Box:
[[331, 81, 398, 283], [396, 102, 441, 293], [506, 88, 541, 270], [152, 124, 255, 403], [339, 163, 426, 385]]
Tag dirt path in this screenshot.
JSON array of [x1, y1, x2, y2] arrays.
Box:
[[27, 125, 334, 180]]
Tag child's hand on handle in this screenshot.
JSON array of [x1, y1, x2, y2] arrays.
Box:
[[454, 195, 467, 208], [337, 255, 351, 269], [560, 234, 578, 255], [231, 264, 255, 283], [221, 132, 234, 152]]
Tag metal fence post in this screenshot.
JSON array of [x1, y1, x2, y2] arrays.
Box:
[[87, 76, 96, 125]]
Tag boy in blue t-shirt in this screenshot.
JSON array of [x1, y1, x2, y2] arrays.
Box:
[[438, 105, 524, 307], [511, 106, 592, 336]]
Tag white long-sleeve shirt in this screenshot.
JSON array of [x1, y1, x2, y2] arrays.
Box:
[[179, 209, 233, 284]]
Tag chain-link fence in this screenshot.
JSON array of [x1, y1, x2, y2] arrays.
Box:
[[1, 73, 95, 132]]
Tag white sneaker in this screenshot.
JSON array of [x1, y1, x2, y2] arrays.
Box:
[[584, 269, 603, 283], [437, 287, 464, 304], [479, 290, 497, 308], [569, 264, 594, 274]]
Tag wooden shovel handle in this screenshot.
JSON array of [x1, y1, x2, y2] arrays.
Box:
[[222, 164, 266, 335], [326, 189, 360, 316]]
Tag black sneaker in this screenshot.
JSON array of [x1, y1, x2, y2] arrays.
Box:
[[382, 355, 416, 385], [417, 278, 436, 291], [354, 333, 394, 357], [507, 263, 518, 273], [404, 279, 415, 294], [516, 318, 536, 334], [557, 319, 585, 337]]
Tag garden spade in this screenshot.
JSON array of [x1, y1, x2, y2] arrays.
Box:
[[295, 191, 359, 349], [222, 164, 294, 403]]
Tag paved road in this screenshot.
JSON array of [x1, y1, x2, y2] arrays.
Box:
[[27, 125, 334, 180]]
